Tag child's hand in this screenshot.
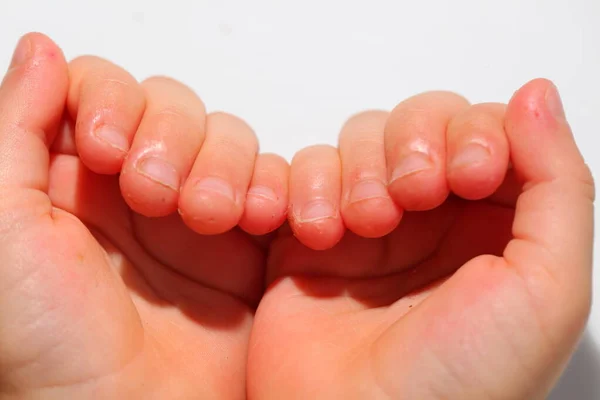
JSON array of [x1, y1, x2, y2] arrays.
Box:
[[0, 33, 287, 398], [0, 32, 592, 400], [64, 56, 288, 235], [252, 80, 594, 399], [286, 93, 514, 249]]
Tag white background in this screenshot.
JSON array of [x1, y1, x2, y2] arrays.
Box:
[[2, 0, 599, 397]]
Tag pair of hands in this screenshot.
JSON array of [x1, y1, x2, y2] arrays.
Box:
[[0, 33, 594, 399]]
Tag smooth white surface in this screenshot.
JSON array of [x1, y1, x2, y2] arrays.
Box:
[[2, 1, 599, 397]]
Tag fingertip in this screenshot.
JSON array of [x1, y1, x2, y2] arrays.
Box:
[[238, 186, 283, 234], [338, 110, 400, 237], [240, 153, 289, 235], [290, 216, 345, 251], [384, 92, 461, 211], [75, 125, 129, 174], [289, 145, 344, 250], [447, 158, 507, 200], [18, 32, 66, 64], [119, 164, 180, 218], [179, 176, 242, 235], [178, 112, 257, 235], [342, 193, 402, 238], [4, 32, 69, 109], [505, 78, 563, 131], [290, 198, 344, 250], [388, 172, 449, 211], [67, 56, 145, 175], [507, 78, 554, 110], [505, 78, 587, 183], [446, 103, 509, 200]]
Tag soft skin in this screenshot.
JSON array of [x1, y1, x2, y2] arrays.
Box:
[[0, 33, 594, 400]]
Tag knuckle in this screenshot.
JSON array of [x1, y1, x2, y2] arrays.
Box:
[[258, 152, 289, 167], [155, 104, 191, 121], [68, 55, 109, 73], [142, 76, 199, 99], [142, 76, 206, 112], [340, 112, 387, 147], [146, 106, 205, 142], [207, 112, 258, 145], [387, 92, 470, 138], [217, 136, 257, 161], [342, 110, 389, 132], [451, 108, 502, 135], [293, 144, 336, 160], [343, 136, 384, 153], [142, 75, 185, 87]]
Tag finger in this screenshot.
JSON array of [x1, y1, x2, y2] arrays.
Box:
[[238, 153, 289, 235], [503, 78, 594, 330], [0, 33, 68, 193], [120, 77, 206, 217], [339, 110, 402, 238], [374, 79, 594, 399], [446, 103, 509, 200], [289, 145, 344, 250], [67, 56, 145, 174], [385, 92, 469, 210], [179, 112, 258, 234]]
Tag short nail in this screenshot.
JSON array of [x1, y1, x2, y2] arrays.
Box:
[[247, 185, 278, 202], [451, 142, 491, 168], [298, 199, 336, 222], [545, 83, 566, 120], [391, 152, 433, 181], [137, 157, 180, 190], [94, 125, 129, 152], [349, 179, 388, 203], [195, 177, 235, 202], [9, 36, 31, 68]]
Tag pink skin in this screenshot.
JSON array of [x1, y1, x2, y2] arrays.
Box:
[[238, 153, 290, 236], [248, 79, 594, 399], [66, 59, 289, 235], [68, 57, 145, 174], [445, 103, 510, 200], [339, 111, 403, 238], [288, 145, 346, 251], [0, 32, 591, 399]]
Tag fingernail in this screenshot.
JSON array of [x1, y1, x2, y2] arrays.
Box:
[[298, 199, 336, 222], [94, 125, 129, 152], [195, 177, 235, 202], [391, 152, 433, 181], [349, 179, 388, 203], [451, 142, 491, 168], [545, 83, 566, 120], [9, 36, 31, 68], [137, 157, 180, 191], [247, 185, 278, 202]]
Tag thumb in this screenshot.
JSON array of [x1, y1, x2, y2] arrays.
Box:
[[372, 79, 594, 399], [0, 32, 68, 193], [504, 78, 594, 326]]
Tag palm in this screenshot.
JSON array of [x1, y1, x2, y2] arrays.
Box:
[[249, 191, 516, 398], [14, 151, 264, 398]]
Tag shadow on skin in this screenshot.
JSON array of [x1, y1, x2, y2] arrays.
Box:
[[287, 270, 452, 309], [549, 330, 600, 400], [62, 155, 253, 330], [269, 194, 514, 309]]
